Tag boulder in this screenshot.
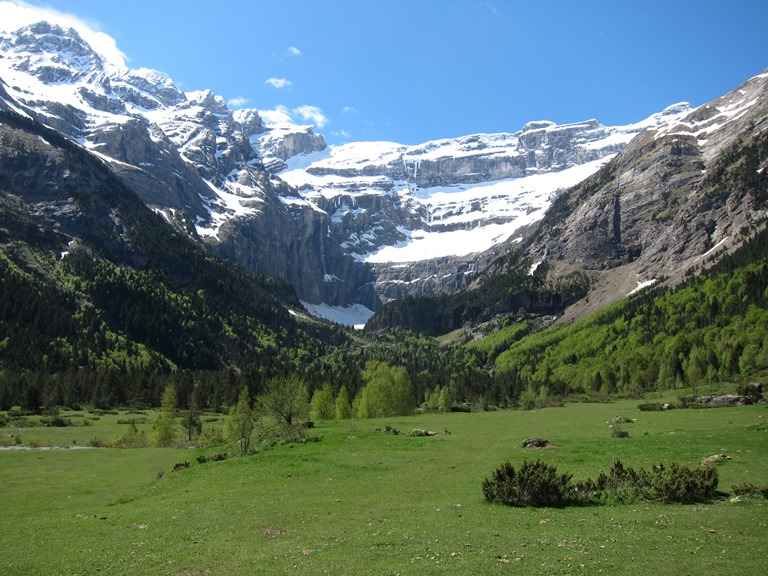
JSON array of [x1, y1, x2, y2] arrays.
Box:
[[694, 394, 752, 407], [701, 453, 731, 465], [522, 438, 549, 448]]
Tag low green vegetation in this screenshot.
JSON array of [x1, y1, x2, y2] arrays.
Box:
[[1, 397, 766, 575], [482, 458, 719, 507]]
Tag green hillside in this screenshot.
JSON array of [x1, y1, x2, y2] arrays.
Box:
[[478, 226, 768, 402]]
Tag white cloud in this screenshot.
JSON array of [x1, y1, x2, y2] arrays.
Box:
[[342, 106, 359, 115], [265, 77, 292, 89], [481, 2, 499, 15], [285, 46, 302, 57], [258, 104, 330, 130], [0, 0, 126, 68], [293, 105, 329, 128], [227, 96, 250, 108], [259, 105, 294, 125]]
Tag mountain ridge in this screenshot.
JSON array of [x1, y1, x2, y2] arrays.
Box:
[[366, 70, 768, 334], [0, 13, 695, 326]]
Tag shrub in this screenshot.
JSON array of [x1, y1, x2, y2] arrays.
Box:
[[593, 459, 654, 503], [88, 437, 106, 448], [637, 402, 666, 411], [731, 482, 768, 498], [108, 423, 149, 448], [48, 415, 71, 427], [482, 460, 573, 507], [651, 462, 719, 503], [483, 459, 720, 507], [196, 453, 228, 464], [595, 459, 718, 504]]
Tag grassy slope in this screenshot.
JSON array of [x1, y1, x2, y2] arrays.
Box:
[[1, 399, 767, 575]]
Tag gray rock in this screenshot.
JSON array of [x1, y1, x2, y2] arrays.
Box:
[[522, 438, 549, 448]]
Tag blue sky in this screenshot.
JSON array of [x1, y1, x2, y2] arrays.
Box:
[[8, 0, 768, 145]]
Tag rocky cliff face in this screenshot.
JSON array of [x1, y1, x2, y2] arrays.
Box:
[[531, 71, 768, 302], [269, 106, 689, 311], [3, 14, 762, 329], [406, 69, 768, 332], [2, 18, 670, 322]]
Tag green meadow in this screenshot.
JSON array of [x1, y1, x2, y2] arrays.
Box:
[[1, 397, 767, 575]]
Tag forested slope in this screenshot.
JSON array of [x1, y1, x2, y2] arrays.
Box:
[[484, 225, 768, 400]]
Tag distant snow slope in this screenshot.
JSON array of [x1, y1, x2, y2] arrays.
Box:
[[272, 104, 691, 265]]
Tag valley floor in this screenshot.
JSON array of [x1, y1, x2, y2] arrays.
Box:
[[1, 398, 767, 575]]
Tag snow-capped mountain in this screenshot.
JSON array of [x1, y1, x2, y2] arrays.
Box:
[[269, 107, 690, 265], [365, 68, 768, 335], [0, 7, 716, 328], [243, 104, 690, 325]]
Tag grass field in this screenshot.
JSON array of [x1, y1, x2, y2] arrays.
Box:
[[1, 396, 767, 575]]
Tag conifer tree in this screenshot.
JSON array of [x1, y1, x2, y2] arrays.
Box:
[[153, 385, 177, 447]]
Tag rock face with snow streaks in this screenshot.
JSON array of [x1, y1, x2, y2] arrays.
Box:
[[0, 19, 346, 308], [6, 12, 761, 330], [2, 16, 668, 322]]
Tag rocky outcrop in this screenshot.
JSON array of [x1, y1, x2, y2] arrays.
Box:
[[0, 22, 105, 84], [527, 71, 768, 311], [371, 253, 490, 301], [250, 122, 327, 173], [366, 71, 768, 333]]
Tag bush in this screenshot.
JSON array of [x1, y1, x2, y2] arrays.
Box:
[[88, 437, 106, 448], [731, 482, 768, 498], [637, 402, 666, 411], [651, 462, 719, 503], [595, 459, 718, 504], [41, 415, 71, 427], [482, 460, 574, 507], [593, 459, 654, 503], [108, 423, 149, 448], [196, 453, 228, 464], [483, 459, 720, 507]]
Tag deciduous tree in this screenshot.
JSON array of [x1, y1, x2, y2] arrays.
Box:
[[309, 384, 335, 421], [260, 375, 309, 437], [356, 361, 414, 418], [335, 385, 352, 420], [226, 387, 255, 456]]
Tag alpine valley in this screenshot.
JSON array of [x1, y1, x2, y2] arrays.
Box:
[[1, 6, 768, 409]]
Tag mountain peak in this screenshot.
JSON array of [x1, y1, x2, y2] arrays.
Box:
[[0, 21, 105, 84]]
